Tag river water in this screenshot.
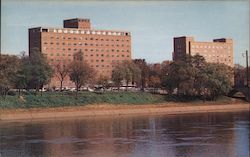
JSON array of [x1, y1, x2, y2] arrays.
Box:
[[0, 111, 249, 157]]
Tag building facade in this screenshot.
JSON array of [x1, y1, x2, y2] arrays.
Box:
[[173, 36, 233, 67], [29, 18, 131, 88]]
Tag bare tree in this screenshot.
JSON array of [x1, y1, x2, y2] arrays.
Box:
[[69, 51, 95, 98], [54, 63, 69, 91]]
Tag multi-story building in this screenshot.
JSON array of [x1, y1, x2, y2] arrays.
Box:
[[29, 18, 131, 88], [173, 36, 233, 67]]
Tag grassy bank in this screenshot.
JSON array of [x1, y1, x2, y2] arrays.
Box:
[[0, 91, 167, 109], [0, 91, 239, 109]]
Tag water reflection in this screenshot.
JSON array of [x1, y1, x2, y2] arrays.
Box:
[[0, 112, 249, 157]]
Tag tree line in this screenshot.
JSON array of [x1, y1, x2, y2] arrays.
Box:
[[0, 49, 236, 100]]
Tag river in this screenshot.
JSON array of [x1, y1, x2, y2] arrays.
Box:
[[0, 111, 249, 157]]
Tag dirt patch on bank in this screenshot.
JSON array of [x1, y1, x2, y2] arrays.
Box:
[[0, 102, 249, 121]]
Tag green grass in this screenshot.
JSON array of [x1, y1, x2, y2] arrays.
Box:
[[0, 91, 166, 109], [0, 91, 238, 109]]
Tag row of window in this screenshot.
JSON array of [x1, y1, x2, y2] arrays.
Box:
[[47, 53, 130, 58], [49, 59, 127, 67], [191, 49, 231, 54], [41, 28, 130, 36], [202, 54, 232, 58], [44, 47, 130, 53], [191, 45, 230, 49], [44, 42, 130, 47], [207, 58, 232, 62], [43, 37, 130, 42]]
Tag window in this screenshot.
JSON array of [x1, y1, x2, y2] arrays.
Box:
[[42, 29, 48, 32]]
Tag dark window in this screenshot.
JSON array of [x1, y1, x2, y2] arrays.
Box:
[[42, 29, 48, 32]]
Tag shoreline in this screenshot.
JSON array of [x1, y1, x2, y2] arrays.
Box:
[[0, 102, 249, 121]]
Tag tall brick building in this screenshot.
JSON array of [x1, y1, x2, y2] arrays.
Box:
[[29, 18, 131, 88], [173, 36, 234, 67]]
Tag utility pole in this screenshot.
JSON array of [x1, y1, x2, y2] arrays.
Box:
[[245, 50, 249, 100], [246, 50, 249, 88]]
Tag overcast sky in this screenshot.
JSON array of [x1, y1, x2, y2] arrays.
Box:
[[1, 0, 249, 65]]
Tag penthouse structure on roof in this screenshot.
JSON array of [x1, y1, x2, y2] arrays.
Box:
[[29, 18, 131, 88]]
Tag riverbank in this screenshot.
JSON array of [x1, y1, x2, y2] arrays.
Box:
[[0, 102, 249, 121]]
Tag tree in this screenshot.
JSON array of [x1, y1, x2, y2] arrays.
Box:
[[27, 48, 53, 95], [0, 54, 20, 99], [69, 51, 94, 97], [133, 59, 149, 91], [54, 63, 69, 91], [111, 61, 141, 90], [97, 75, 110, 91], [234, 64, 246, 87], [111, 63, 125, 90], [197, 63, 233, 100], [148, 76, 161, 92], [161, 54, 233, 100], [147, 63, 162, 90]]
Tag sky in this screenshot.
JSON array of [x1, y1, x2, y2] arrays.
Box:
[[1, 0, 249, 65]]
